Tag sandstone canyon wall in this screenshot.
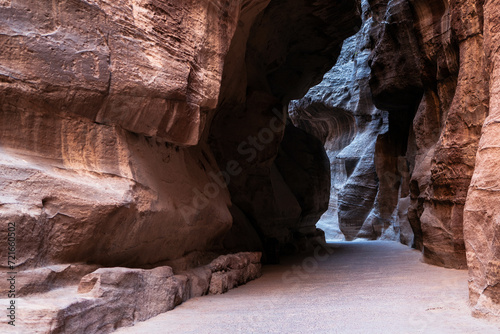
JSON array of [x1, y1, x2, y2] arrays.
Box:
[[0, 0, 243, 270], [464, 0, 500, 317], [2, 0, 500, 328], [208, 0, 360, 259], [367, 0, 496, 316], [0, 0, 360, 273], [289, 0, 500, 317], [0, 0, 361, 331], [289, 0, 415, 245]]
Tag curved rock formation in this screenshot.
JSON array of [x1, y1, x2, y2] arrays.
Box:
[[209, 0, 361, 258], [1, 0, 361, 270], [290, 0, 499, 316], [289, 0, 414, 244], [365, 0, 488, 270], [2, 0, 500, 327], [0, 0, 361, 331], [0, 0, 243, 270], [366, 0, 495, 315], [289, 101, 356, 240]]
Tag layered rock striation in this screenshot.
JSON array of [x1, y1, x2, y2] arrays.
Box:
[[289, 0, 414, 245], [0, 0, 361, 331], [4, 252, 261, 333], [0, 0, 243, 270], [291, 0, 500, 316], [2, 0, 500, 324]]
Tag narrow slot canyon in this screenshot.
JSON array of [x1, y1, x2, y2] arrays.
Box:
[[1, 0, 500, 333]]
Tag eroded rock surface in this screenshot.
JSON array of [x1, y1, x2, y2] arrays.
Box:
[[209, 0, 361, 258], [350, 0, 488, 270], [0, 0, 250, 271], [366, 0, 497, 315], [0, 252, 261, 333], [0, 0, 243, 145], [289, 0, 414, 245], [2, 0, 500, 324], [0, 0, 360, 330], [463, 0, 500, 317], [0, 109, 234, 268], [291, 0, 500, 316]]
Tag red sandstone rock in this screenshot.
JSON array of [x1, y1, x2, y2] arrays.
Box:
[[0, 252, 261, 333], [463, 0, 500, 317], [2, 0, 500, 325]]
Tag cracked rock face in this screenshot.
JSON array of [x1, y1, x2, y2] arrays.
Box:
[[0, 0, 241, 145], [0, 0, 245, 270], [2, 252, 261, 333]]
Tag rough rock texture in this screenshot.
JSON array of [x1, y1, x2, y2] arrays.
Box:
[[0, 0, 242, 145], [0, 0, 246, 270], [0, 0, 359, 271], [289, 0, 414, 245], [365, 0, 498, 316], [208, 252, 262, 294], [408, 0, 487, 270], [463, 0, 500, 317], [3, 0, 500, 323], [291, 0, 499, 315], [367, 0, 487, 269], [0, 0, 360, 330], [0, 252, 261, 333], [0, 111, 234, 268]]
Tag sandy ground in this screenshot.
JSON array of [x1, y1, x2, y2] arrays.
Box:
[[116, 241, 500, 334]]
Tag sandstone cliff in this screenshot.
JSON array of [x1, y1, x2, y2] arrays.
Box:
[[367, 0, 496, 316], [0, 0, 361, 331], [292, 0, 499, 317], [2, 0, 500, 328]]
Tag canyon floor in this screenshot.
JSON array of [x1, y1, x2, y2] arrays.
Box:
[[117, 241, 500, 334]]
